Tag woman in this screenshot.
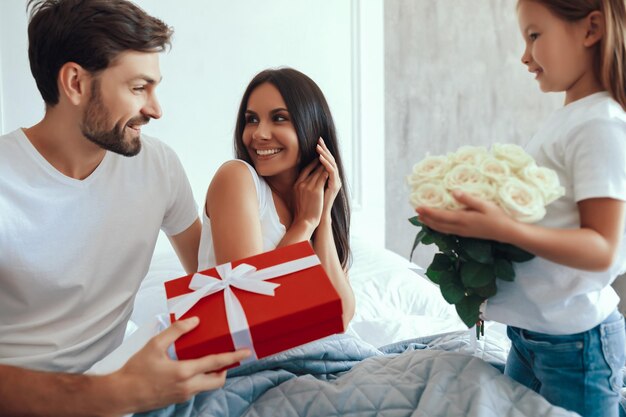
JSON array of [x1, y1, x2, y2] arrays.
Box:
[[199, 68, 355, 328]]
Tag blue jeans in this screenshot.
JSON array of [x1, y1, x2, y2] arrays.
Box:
[[506, 310, 625, 417]]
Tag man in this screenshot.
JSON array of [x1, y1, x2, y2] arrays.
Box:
[[0, 1, 249, 415]]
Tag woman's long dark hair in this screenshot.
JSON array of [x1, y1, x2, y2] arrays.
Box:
[[234, 68, 351, 269]]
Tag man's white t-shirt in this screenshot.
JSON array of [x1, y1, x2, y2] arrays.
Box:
[[484, 92, 626, 334], [0, 129, 198, 372]]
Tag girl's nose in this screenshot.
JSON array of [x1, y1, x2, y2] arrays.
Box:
[[521, 48, 532, 65]]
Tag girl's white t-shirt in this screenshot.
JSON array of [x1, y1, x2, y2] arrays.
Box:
[[198, 159, 286, 270], [484, 92, 626, 334]]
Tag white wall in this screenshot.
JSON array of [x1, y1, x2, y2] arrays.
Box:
[[384, 0, 563, 262], [0, 11, 4, 135], [0, 2, 45, 133], [0, 0, 385, 251], [0, 42, 3, 134]]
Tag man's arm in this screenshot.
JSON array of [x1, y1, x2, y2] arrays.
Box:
[[0, 365, 113, 417], [0, 318, 249, 417], [169, 218, 202, 274]]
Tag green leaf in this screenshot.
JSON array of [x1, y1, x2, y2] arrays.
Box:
[[428, 230, 449, 251], [408, 216, 423, 227], [429, 253, 454, 271], [425, 268, 441, 284], [433, 239, 448, 252], [460, 261, 494, 288], [494, 258, 515, 281], [409, 228, 428, 261], [439, 270, 465, 304], [473, 281, 497, 298], [495, 243, 535, 263], [458, 238, 493, 264], [413, 228, 450, 251], [438, 234, 459, 254], [421, 231, 436, 245], [455, 295, 484, 328]]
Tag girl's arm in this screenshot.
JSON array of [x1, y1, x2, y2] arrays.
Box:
[[207, 161, 265, 264], [416, 191, 625, 272]]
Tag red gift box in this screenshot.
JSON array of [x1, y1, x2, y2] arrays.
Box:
[[164, 241, 343, 363]]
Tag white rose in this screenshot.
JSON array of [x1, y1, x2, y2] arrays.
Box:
[[407, 155, 450, 188], [497, 177, 546, 223], [409, 182, 457, 210], [478, 156, 511, 184], [492, 143, 534, 172], [443, 163, 485, 190], [519, 165, 565, 205], [461, 182, 498, 204], [449, 145, 490, 167]]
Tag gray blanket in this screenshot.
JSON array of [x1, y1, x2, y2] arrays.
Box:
[[137, 332, 578, 417]]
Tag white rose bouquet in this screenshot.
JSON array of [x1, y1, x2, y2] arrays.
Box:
[[408, 144, 564, 334]]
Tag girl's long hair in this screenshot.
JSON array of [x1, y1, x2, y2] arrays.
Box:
[[234, 68, 351, 269], [521, 0, 626, 111]]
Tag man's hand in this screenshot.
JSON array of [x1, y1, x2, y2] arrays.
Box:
[[0, 317, 250, 417], [110, 317, 250, 414]]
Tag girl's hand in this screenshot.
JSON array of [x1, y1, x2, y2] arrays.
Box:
[[416, 191, 514, 242], [317, 137, 341, 220], [292, 159, 328, 230]]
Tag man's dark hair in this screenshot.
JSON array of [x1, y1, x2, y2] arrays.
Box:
[[27, 0, 173, 106]]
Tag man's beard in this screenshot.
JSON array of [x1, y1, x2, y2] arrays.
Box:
[[81, 81, 149, 157]]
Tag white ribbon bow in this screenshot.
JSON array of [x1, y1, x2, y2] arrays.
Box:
[[167, 254, 321, 362]]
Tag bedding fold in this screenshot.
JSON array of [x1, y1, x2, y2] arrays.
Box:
[[135, 332, 577, 417]]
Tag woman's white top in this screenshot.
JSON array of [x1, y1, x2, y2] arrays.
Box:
[[198, 159, 286, 270]]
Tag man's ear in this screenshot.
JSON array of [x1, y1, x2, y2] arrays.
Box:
[[57, 62, 91, 106], [583, 10, 604, 47]]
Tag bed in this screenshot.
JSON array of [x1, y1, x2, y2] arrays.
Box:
[[103, 238, 583, 417]]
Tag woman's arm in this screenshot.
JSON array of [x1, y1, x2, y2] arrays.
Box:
[[314, 139, 355, 328], [416, 191, 625, 272], [274, 160, 328, 248], [209, 157, 354, 327], [312, 220, 355, 329], [206, 161, 265, 264]]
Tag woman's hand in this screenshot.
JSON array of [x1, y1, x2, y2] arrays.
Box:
[[292, 158, 328, 231], [317, 137, 341, 221]]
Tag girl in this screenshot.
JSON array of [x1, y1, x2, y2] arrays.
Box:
[[199, 68, 355, 329], [416, 1, 626, 416]]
